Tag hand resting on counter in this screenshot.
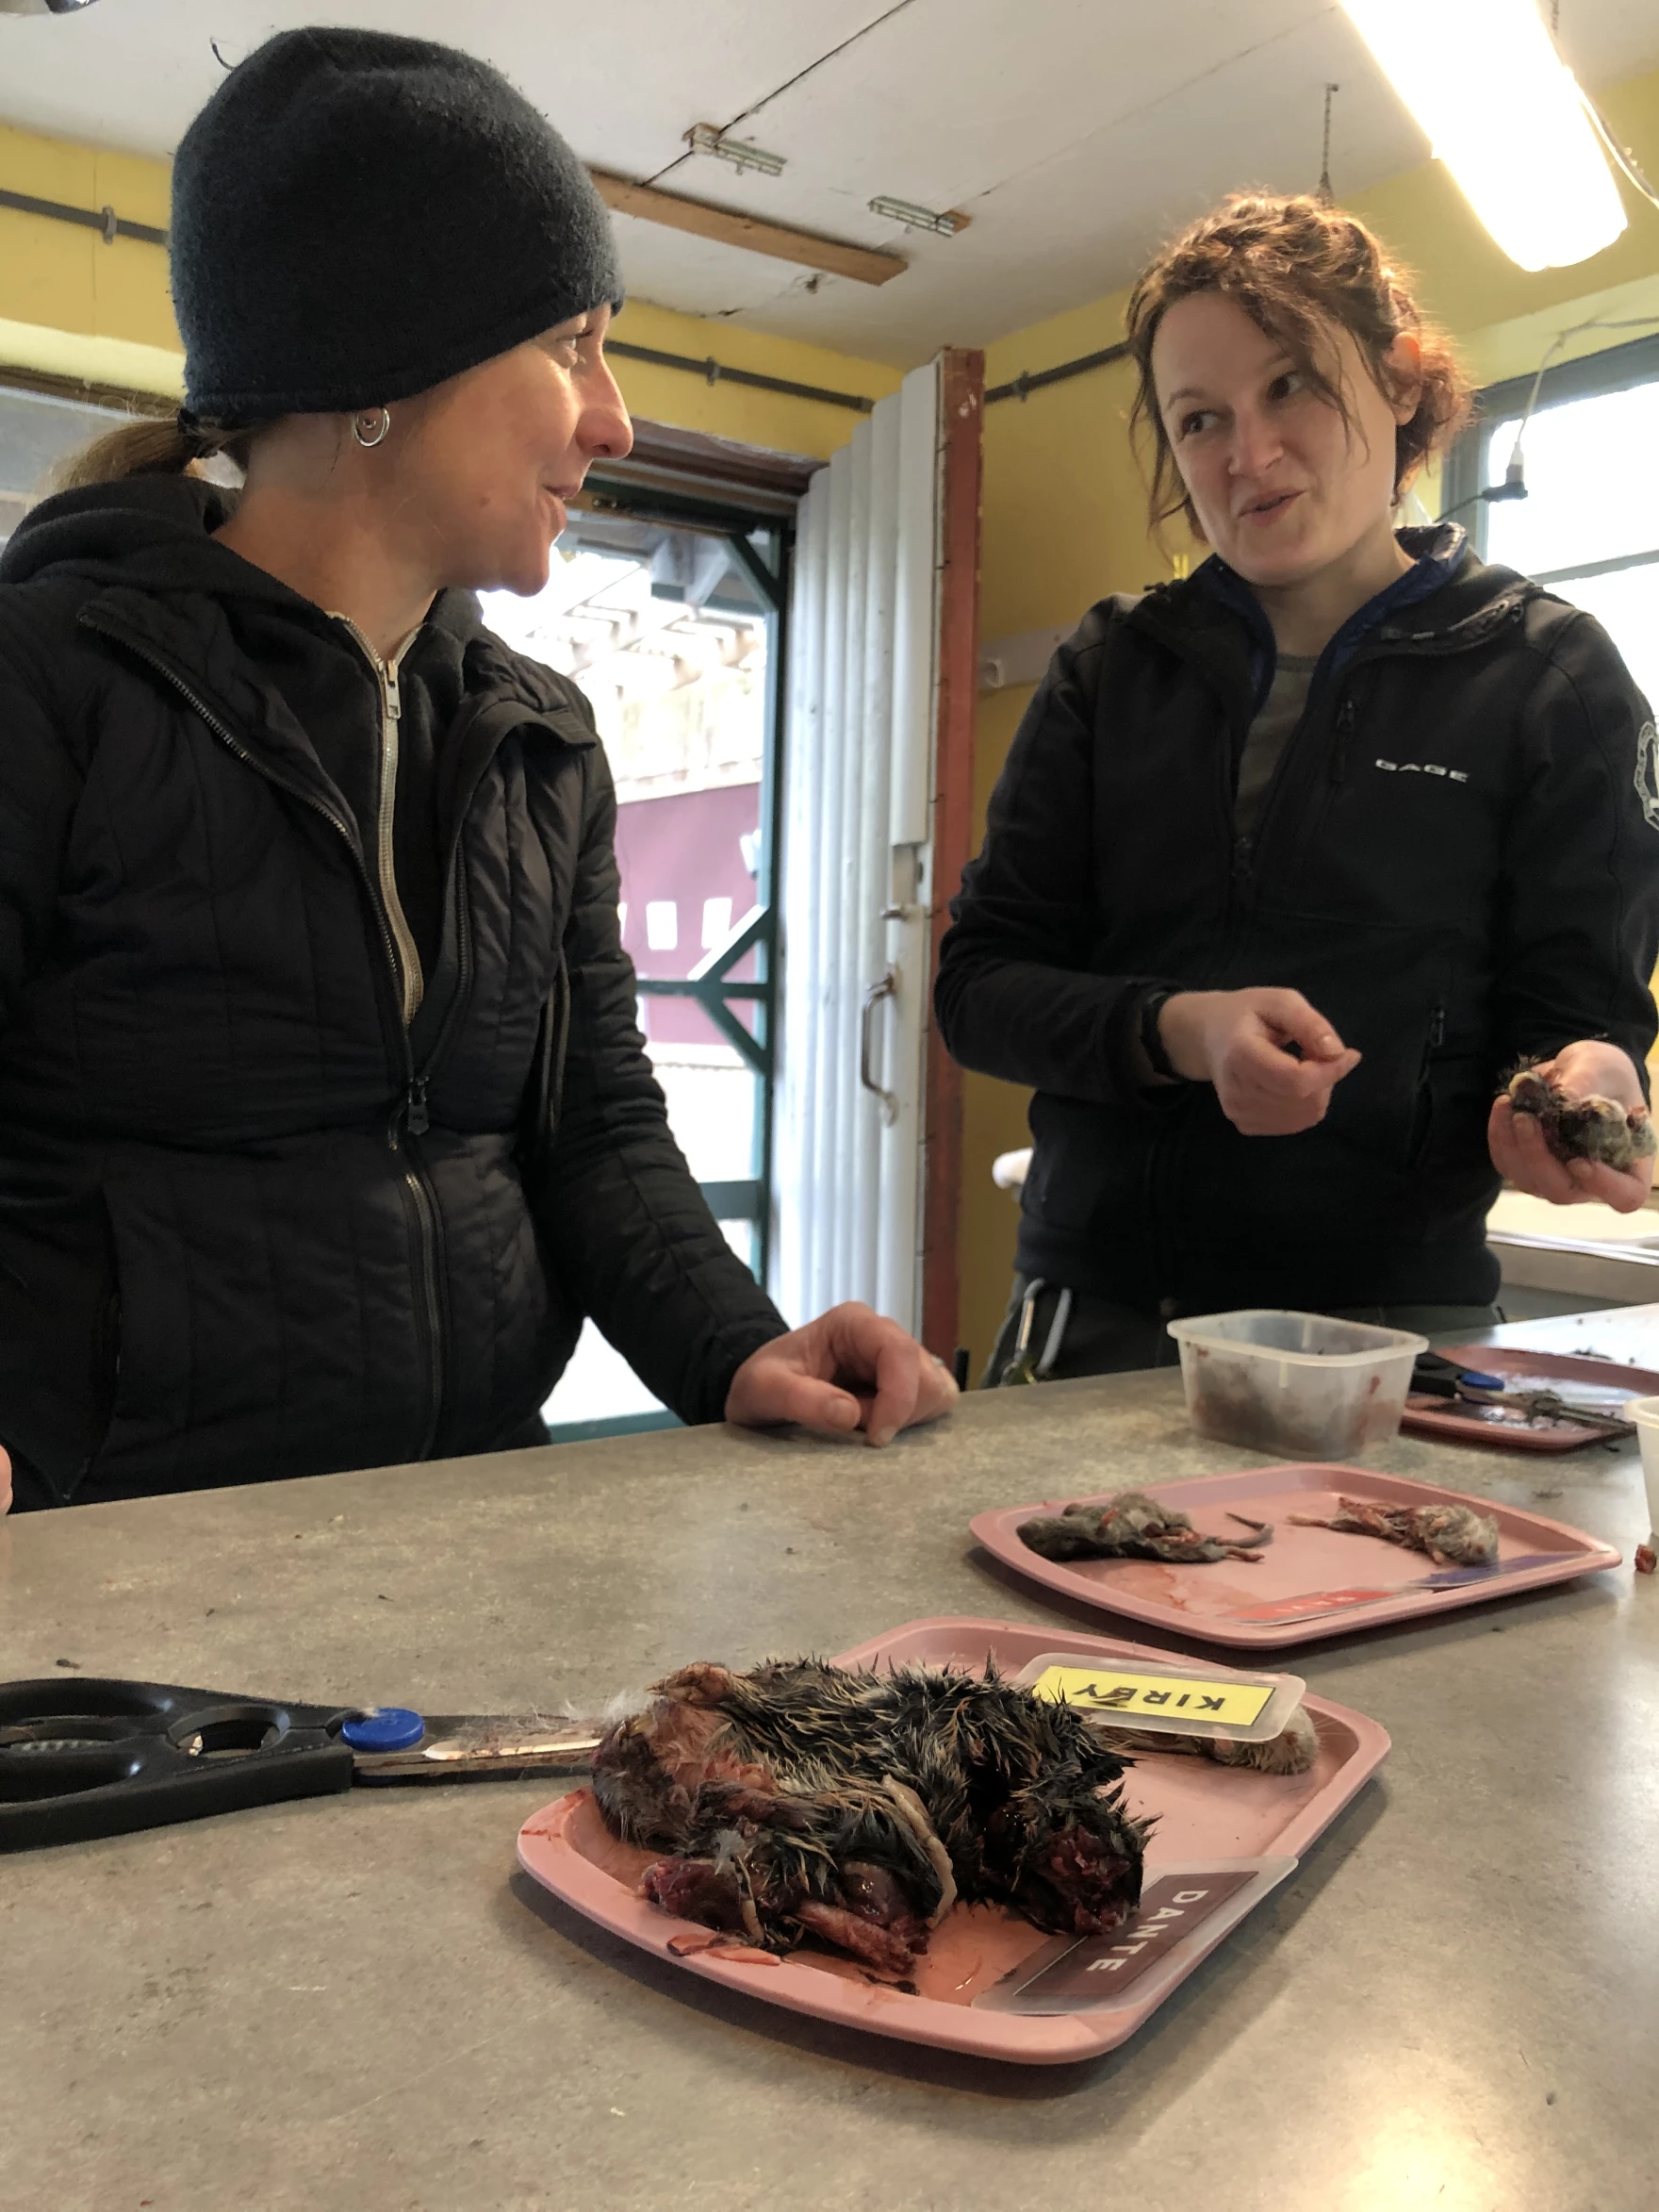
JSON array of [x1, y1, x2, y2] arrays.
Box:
[[0, 1314, 954, 1515], [726, 1301, 958, 1448]]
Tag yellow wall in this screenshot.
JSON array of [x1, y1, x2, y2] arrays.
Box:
[[958, 62, 1659, 1377], [8, 86, 1658, 1370], [0, 123, 897, 458]]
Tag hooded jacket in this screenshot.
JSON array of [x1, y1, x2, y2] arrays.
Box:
[[935, 533, 1659, 1312], [0, 476, 786, 1506]]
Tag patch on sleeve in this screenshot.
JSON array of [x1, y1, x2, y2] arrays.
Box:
[[1637, 720, 1659, 834]]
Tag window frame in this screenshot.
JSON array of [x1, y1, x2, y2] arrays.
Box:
[[1441, 330, 1659, 595]]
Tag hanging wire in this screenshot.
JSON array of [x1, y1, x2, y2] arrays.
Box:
[[1317, 82, 1339, 206], [1580, 93, 1659, 213], [1508, 316, 1659, 475], [1549, 0, 1659, 213], [1439, 311, 1659, 518]]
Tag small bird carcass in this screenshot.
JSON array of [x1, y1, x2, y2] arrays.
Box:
[[1503, 1062, 1656, 1174]]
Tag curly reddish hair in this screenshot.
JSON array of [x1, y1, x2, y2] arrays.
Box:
[[1125, 192, 1472, 536]]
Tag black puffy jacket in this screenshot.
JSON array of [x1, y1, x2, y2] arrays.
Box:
[[0, 477, 785, 1506], [936, 535, 1659, 1312]]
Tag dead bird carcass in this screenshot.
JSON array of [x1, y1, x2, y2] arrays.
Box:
[[1019, 1489, 1272, 1564], [1288, 1495, 1499, 1567], [590, 1658, 1149, 1975], [1503, 1061, 1656, 1174]]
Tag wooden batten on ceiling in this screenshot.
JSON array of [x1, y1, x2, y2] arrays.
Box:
[[588, 170, 908, 287]]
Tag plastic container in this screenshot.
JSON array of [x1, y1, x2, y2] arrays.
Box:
[[1166, 1309, 1428, 1461], [1624, 1396, 1659, 1543]]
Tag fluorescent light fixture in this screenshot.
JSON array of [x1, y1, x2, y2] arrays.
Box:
[[684, 124, 786, 179], [1340, 0, 1626, 271], [867, 196, 969, 238]]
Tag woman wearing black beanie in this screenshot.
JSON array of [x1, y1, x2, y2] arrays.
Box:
[[0, 28, 951, 1510]]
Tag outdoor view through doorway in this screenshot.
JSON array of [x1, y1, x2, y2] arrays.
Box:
[[482, 502, 780, 1437]]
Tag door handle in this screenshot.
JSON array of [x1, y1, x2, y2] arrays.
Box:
[[860, 966, 899, 1126]]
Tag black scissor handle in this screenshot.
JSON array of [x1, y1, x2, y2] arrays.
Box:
[[0, 1677, 356, 1852]]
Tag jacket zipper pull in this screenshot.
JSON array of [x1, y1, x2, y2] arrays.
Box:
[[1330, 698, 1355, 784], [404, 1075, 430, 1137], [1429, 1004, 1446, 1051]]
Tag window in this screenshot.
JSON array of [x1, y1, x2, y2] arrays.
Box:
[[1444, 332, 1659, 705], [0, 379, 132, 547]]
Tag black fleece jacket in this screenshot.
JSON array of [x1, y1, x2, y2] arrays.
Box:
[[936, 537, 1659, 1312], [0, 476, 786, 1506]]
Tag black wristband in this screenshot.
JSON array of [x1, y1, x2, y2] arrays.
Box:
[[1140, 986, 1188, 1082]]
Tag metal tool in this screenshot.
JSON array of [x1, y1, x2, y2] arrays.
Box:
[[0, 1676, 602, 1852], [999, 1279, 1074, 1387], [1412, 1351, 1636, 1438], [1411, 1351, 1506, 1400]]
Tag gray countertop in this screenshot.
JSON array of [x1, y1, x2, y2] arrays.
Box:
[[3, 1353, 1656, 2212]]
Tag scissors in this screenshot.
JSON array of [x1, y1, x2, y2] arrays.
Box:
[[1411, 1352, 1635, 1437], [0, 1676, 603, 1853]]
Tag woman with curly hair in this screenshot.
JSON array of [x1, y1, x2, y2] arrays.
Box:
[[938, 193, 1659, 1382]]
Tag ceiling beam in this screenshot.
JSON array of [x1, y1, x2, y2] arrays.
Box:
[[588, 170, 908, 288]]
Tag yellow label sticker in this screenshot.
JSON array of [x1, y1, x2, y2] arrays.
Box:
[[1030, 1665, 1274, 1727]]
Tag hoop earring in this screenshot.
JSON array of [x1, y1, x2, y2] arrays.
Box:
[[352, 406, 391, 449]]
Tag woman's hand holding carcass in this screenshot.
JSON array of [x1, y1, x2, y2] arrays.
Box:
[[1488, 1041, 1655, 1213]]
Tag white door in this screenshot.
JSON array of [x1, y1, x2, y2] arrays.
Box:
[[774, 360, 942, 1332]]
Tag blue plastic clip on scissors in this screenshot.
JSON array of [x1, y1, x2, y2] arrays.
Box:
[[0, 1676, 603, 1852]]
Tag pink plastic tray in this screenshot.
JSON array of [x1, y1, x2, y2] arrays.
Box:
[[971, 1464, 1622, 1648], [516, 1615, 1388, 2065], [1401, 1344, 1659, 1453]]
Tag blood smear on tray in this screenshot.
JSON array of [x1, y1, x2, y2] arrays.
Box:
[[1229, 1588, 1394, 1625]]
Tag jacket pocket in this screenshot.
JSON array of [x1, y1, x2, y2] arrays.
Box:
[[1404, 1002, 1446, 1172]]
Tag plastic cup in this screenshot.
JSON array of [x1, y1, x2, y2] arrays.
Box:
[[1624, 1396, 1659, 1543]]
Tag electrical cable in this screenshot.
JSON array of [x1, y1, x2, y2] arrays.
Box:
[[1317, 83, 1339, 206], [1506, 315, 1659, 483], [1579, 92, 1659, 215], [1440, 313, 1659, 520], [643, 0, 922, 188]]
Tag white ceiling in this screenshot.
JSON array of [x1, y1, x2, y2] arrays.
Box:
[[2, 1, 1656, 367]]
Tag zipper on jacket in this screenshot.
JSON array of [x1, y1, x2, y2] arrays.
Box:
[[1407, 1001, 1447, 1168], [1329, 698, 1356, 785], [388, 1107, 445, 1461], [334, 616, 425, 1025], [80, 614, 448, 1464]]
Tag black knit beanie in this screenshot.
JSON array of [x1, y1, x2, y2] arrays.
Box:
[[171, 27, 624, 421]]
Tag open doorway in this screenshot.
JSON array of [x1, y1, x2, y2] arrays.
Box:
[[482, 456, 793, 1438]]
